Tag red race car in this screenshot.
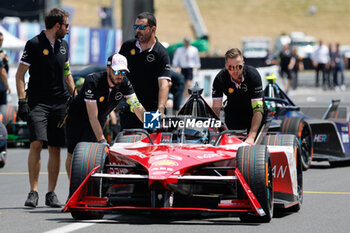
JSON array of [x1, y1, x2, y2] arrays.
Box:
[[64, 85, 303, 223]]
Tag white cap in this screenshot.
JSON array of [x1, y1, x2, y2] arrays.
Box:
[[110, 53, 129, 72]]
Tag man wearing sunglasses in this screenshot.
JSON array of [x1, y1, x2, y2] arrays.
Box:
[[119, 12, 171, 129], [65, 54, 145, 178], [16, 8, 75, 208], [212, 48, 264, 145]]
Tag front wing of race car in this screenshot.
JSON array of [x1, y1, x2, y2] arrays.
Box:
[[64, 165, 266, 216]]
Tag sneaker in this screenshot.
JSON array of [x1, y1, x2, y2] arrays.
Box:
[[24, 191, 39, 207], [341, 84, 346, 91], [45, 192, 62, 208]]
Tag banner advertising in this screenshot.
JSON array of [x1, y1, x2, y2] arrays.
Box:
[[0, 22, 122, 66]]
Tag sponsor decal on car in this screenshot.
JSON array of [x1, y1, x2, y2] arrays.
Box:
[[314, 134, 328, 143], [153, 160, 179, 166]]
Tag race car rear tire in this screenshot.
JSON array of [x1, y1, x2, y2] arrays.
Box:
[[281, 117, 313, 171], [69, 142, 108, 220], [0, 152, 6, 168], [236, 145, 273, 223], [262, 134, 303, 212]]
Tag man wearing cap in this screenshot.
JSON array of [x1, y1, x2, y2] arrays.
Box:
[[172, 37, 201, 99], [65, 53, 145, 178]]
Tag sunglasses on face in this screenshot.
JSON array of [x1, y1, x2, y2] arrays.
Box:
[[133, 24, 151, 30], [61, 23, 69, 28], [227, 64, 243, 71], [113, 70, 128, 76]]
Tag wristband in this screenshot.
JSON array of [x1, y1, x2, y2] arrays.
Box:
[[98, 139, 107, 144], [18, 98, 27, 104]]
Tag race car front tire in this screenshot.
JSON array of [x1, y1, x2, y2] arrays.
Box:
[[262, 134, 303, 212], [236, 145, 273, 223], [69, 142, 108, 220]]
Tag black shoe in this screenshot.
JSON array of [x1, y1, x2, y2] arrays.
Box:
[[45, 192, 62, 208], [24, 191, 39, 207]]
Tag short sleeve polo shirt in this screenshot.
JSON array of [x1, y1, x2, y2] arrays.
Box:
[[212, 65, 263, 130], [20, 30, 70, 104], [70, 71, 135, 124], [119, 38, 171, 111]]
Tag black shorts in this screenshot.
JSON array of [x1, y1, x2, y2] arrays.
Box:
[[0, 89, 7, 105], [181, 68, 194, 81], [66, 116, 98, 154], [280, 69, 292, 80], [27, 103, 66, 146]]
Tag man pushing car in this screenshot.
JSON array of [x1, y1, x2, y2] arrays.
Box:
[[65, 53, 145, 178]]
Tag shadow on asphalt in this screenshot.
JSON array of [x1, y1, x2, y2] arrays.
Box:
[[46, 212, 267, 226]]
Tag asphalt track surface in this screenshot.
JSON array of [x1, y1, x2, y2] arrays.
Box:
[[1, 71, 350, 233]]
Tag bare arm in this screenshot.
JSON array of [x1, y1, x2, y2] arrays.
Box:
[[86, 101, 105, 142], [158, 78, 170, 115], [126, 95, 145, 122], [134, 105, 145, 122], [65, 73, 76, 96], [245, 111, 263, 145], [0, 67, 9, 92], [212, 98, 223, 118], [288, 57, 296, 70], [15, 63, 29, 99]]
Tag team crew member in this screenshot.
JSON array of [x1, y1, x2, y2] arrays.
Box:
[[65, 54, 145, 178], [119, 12, 171, 129], [172, 37, 201, 99], [212, 48, 264, 145], [15, 8, 75, 208]]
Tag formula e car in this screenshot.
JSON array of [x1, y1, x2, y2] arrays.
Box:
[[264, 74, 350, 167], [64, 85, 303, 223], [0, 121, 8, 168], [0, 105, 29, 147]]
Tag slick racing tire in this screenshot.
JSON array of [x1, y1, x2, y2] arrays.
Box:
[[262, 134, 303, 212], [236, 145, 273, 223], [281, 117, 313, 171], [0, 151, 6, 168], [115, 133, 146, 143], [4, 105, 16, 125], [69, 142, 108, 220]]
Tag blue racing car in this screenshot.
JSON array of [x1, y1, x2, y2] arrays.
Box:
[[264, 74, 350, 168]]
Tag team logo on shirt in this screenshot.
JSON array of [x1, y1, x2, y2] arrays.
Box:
[[241, 84, 248, 92], [85, 89, 93, 98], [60, 46, 66, 54], [130, 49, 136, 55], [228, 88, 234, 94], [43, 49, 49, 55], [146, 54, 155, 62], [99, 96, 105, 102], [21, 50, 28, 59], [115, 92, 123, 101]]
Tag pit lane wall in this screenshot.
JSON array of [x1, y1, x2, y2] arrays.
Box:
[[0, 22, 122, 66]]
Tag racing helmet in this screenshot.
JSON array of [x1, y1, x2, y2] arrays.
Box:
[[182, 126, 208, 144]]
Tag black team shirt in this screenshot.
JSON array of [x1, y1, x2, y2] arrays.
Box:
[[212, 65, 263, 130], [20, 30, 70, 105], [119, 38, 171, 111], [69, 72, 135, 126]]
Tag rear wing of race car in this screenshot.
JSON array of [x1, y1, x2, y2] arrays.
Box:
[[322, 99, 347, 121]]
